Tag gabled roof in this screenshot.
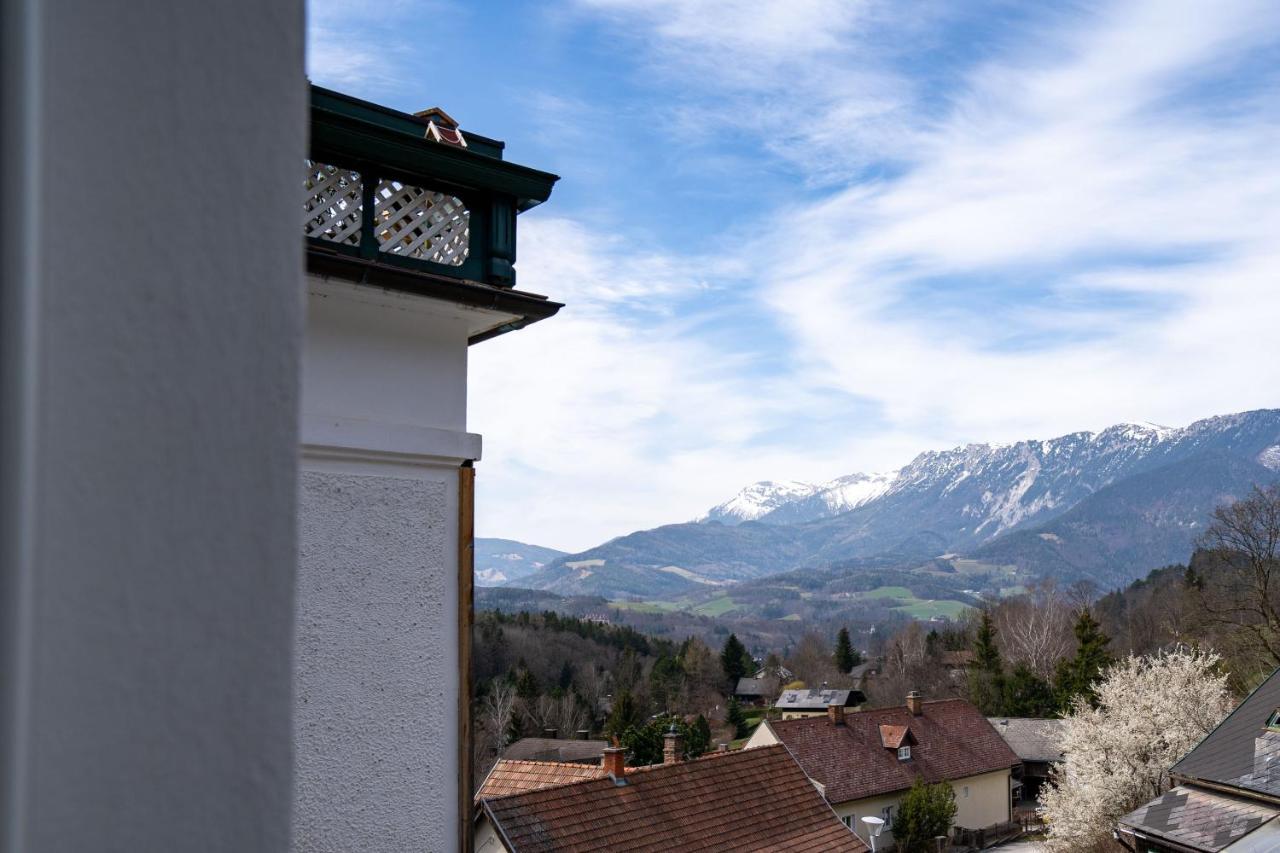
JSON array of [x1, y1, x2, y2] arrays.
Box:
[[476, 759, 604, 802], [502, 738, 609, 764], [1172, 667, 1280, 799], [879, 724, 914, 749], [736, 677, 769, 696], [776, 687, 863, 710], [987, 718, 1067, 763], [480, 744, 868, 852], [1118, 785, 1280, 852], [764, 699, 1020, 803]]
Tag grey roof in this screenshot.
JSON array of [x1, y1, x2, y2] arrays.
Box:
[[502, 737, 608, 764], [848, 663, 875, 681], [1172, 667, 1280, 798], [1118, 785, 1280, 851], [776, 688, 863, 710], [986, 717, 1067, 763], [736, 677, 769, 697]]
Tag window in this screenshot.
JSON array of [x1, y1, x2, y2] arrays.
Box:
[[963, 785, 970, 798], [882, 806, 894, 828], [897, 745, 911, 761], [842, 816, 853, 827]]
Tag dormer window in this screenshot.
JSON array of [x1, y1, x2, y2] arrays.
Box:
[[898, 746, 911, 761]]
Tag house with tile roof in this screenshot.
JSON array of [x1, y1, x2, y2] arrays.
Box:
[[476, 759, 605, 802], [474, 743, 868, 852], [502, 737, 609, 765], [1116, 668, 1280, 852], [988, 717, 1067, 805], [746, 692, 1021, 849]]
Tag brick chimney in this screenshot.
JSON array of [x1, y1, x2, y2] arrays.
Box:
[[601, 743, 626, 777], [576, 729, 591, 740], [907, 691, 923, 716], [543, 727, 558, 738], [827, 702, 844, 726], [663, 726, 683, 765]]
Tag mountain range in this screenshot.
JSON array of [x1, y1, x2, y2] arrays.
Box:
[[504, 409, 1280, 601]]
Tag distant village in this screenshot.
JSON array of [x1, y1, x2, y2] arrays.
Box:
[[474, 487, 1280, 852]]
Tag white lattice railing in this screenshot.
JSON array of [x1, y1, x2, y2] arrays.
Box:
[[303, 162, 470, 267], [303, 161, 362, 246], [374, 180, 469, 266]]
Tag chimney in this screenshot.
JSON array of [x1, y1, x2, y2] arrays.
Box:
[[828, 702, 844, 726], [601, 743, 626, 777], [543, 727, 558, 739], [663, 726, 683, 765], [717, 742, 729, 753], [907, 691, 923, 716], [576, 729, 591, 740]]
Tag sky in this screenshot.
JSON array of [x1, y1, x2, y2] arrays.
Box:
[[307, 0, 1280, 552]]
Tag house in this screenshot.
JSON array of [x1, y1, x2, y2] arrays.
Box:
[[850, 661, 879, 692], [294, 87, 560, 851], [757, 664, 796, 682], [736, 677, 773, 706], [746, 692, 1021, 849], [475, 741, 868, 852], [476, 760, 604, 801], [776, 686, 866, 719], [1116, 668, 1280, 852], [502, 737, 609, 765], [987, 717, 1067, 806]]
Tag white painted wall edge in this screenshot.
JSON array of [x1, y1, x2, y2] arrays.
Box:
[[302, 414, 481, 466], [308, 275, 523, 339]]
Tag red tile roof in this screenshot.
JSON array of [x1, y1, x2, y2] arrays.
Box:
[[879, 724, 912, 749], [480, 744, 868, 852], [476, 759, 605, 802], [766, 698, 1020, 804]]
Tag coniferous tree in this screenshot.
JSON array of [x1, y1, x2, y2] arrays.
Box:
[[894, 778, 957, 853], [689, 714, 712, 756], [834, 627, 857, 673], [604, 689, 642, 740], [968, 611, 1006, 715], [514, 666, 540, 701], [726, 697, 750, 739], [1002, 664, 1058, 718], [974, 611, 1002, 673], [720, 634, 749, 685], [1054, 609, 1113, 709]]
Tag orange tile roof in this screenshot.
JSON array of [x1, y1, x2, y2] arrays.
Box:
[[878, 724, 911, 749], [479, 744, 868, 852], [476, 759, 605, 802]]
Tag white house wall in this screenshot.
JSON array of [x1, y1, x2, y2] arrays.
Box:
[[293, 275, 495, 851]]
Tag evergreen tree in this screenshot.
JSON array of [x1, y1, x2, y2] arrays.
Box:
[[1002, 664, 1058, 718], [726, 697, 750, 740], [604, 689, 642, 740], [973, 611, 1002, 673], [720, 633, 749, 684], [968, 611, 1005, 715], [834, 627, 857, 673], [514, 666, 540, 701], [1054, 609, 1114, 709], [894, 778, 958, 853], [689, 714, 712, 756]]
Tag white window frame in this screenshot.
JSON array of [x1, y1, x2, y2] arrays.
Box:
[[882, 805, 894, 828], [897, 745, 911, 761]]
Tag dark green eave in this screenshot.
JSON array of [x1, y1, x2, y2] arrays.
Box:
[[307, 246, 563, 345], [310, 85, 559, 211]]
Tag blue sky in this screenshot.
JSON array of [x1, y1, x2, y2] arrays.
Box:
[[308, 0, 1280, 551]]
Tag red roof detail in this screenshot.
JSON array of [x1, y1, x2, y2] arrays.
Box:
[[879, 724, 912, 749], [481, 744, 868, 852], [768, 698, 1020, 803]]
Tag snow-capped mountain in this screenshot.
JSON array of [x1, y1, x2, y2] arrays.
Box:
[[701, 472, 900, 525], [516, 409, 1280, 598]]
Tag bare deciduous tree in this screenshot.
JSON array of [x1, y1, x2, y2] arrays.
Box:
[[994, 581, 1074, 679], [482, 680, 516, 755], [1189, 485, 1280, 668]]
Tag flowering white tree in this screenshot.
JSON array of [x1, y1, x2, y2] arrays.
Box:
[[1042, 647, 1233, 852]]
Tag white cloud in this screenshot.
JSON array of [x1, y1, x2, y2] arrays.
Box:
[[482, 0, 1280, 552]]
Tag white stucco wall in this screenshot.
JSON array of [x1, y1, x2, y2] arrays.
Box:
[[293, 276, 503, 851], [0, 0, 305, 849]]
